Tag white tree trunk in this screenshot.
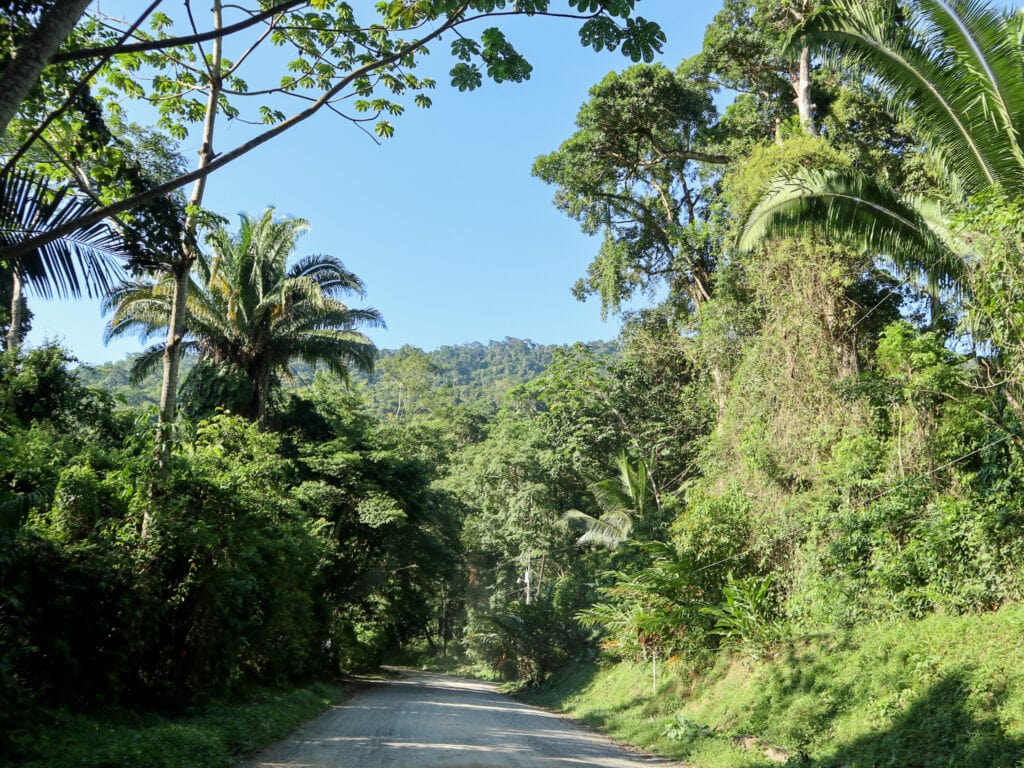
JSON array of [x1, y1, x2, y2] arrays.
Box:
[[6, 271, 24, 353], [796, 45, 816, 136]]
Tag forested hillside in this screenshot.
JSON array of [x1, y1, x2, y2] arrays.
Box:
[[4, 2, 1024, 767], [77, 338, 619, 416]]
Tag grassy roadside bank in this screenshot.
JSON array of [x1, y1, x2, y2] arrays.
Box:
[[6, 680, 351, 768], [522, 605, 1024, 767]]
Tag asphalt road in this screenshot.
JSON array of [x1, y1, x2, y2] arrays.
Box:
[[236, 669, 678, 768]]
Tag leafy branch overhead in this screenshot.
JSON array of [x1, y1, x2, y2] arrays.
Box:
[[0, 1, 665, 262]]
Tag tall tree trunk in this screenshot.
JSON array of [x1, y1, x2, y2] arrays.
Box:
[[155, 0, 223, 436], [0, 0, 91, 138], [147, 0, 224, 536], [254, 364, 272, 428], [6, 271, 23, 353], [796, 45, 816, 135]]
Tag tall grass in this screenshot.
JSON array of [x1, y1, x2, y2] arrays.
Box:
[[524, 605, 1024, 767]]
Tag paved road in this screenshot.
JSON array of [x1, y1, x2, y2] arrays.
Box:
[[237, 669, 678, 767]]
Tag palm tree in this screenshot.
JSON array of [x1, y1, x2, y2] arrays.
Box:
[[0, 169, 124, 351], [105, 209, 383, 424], [565, 451, 656, 549], [739, 0, 1024, 277]]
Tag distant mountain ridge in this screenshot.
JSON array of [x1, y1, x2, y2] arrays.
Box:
[[75, 337, 620, 415]]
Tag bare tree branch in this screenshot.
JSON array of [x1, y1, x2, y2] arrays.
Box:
[[51, 0, 309, 63]]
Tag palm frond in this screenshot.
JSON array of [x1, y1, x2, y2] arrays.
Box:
[[802, 0, 1024, 194], [129, 343, 171, 384], [918, 0, 1024, 159], [565, 508, 633, 548], [110, 208, 381, 421], [739, 167, 961, 290], [0, 169, 126, 299], [287, 253, 367, 297]]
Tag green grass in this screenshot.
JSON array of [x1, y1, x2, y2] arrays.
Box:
[[523, 605, 1024, 768], [7, 680, 351, 768]]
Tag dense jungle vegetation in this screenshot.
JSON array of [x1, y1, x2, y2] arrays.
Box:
[[3, 1, 1024, 766]]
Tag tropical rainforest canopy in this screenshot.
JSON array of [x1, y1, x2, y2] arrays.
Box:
[[3, 1, 1024, 765]]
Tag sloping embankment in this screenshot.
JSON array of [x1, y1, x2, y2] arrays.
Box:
[[523, 605, 1024, 767]]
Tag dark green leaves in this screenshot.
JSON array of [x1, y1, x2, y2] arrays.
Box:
[[578, 14, 663, 62], [621, 17, 664, 62], [450, 62, 483, 91], [578, 16, 621, 53]]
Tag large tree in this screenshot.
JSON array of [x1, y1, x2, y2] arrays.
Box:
[[533, 64, 728, 318], [105, 209, 382, 425]]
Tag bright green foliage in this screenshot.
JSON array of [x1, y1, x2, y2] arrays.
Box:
[[533, 64, 725, 316], [7, 681, 347, 768], [565, 450, 655, 549], [525, 333, 710, 496], [444, 404, 595, 681], [702, 573, 784, 658], [280, 379, 463, 666], [578, 541, 713, 667], [104, 209, 382, 423], [0, 346, 461, 747], [954, 191, 1024, 426], [526, 606, 1024, 768], [686, 0, 809, 141]]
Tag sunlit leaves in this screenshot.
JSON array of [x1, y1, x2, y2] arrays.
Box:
[[480, 27, 532, 82], [259, 105, 287, 124], [88, 0, 664, 143]]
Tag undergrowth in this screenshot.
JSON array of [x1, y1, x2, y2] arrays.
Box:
[[6, 680, 349, 768], [523, 605, 1024, 767]]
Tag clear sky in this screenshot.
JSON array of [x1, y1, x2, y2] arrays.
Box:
[[26, 1, 723, 364]]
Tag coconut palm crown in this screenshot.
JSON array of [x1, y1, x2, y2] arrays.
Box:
[[739, 0, 1024, 280], [104, 209, 383, 423]]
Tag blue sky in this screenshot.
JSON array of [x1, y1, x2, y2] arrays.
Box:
[[27, 1, 722, 364]]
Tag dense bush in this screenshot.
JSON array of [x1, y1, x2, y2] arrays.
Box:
[[0, 348, 461, 751]]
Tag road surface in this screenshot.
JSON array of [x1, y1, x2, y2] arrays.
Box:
[[237, 669, 678, 767]]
